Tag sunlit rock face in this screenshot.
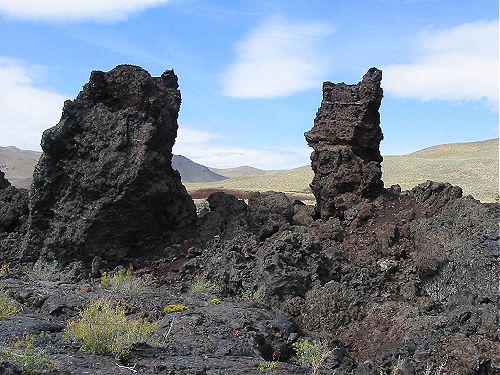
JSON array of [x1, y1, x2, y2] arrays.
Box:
[[24, 65, 196, 264], [305, 67, 384, 220]]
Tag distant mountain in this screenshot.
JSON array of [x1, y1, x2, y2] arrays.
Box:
[[209, 165, 283, 178], [0, 147, 227, 187], [0, 146, 41, 189], [183, 138, 499, 203], [2, 139, 498, 202], [172, 155, 227, 182]]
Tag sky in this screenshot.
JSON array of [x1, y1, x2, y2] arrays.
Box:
[[0, 0, 498, 169]]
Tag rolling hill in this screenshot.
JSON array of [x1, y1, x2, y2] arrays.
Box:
[[0, 146, 41, 189], [0, 149, 228, 187], [209, 166, 283, 178], [186, 138, 499, 203], [1, 138, 498, 202], [172, 155, 227, 182]]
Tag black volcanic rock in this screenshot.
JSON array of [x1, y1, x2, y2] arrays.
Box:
[[248, 191, 293, 240], [0, 169, 10, 190], [0, 67, 496, 375], [0, 169, 29, 261], [172, 154, 227, 182], [305, 67, 384, 220], [23, 65, 196, 264], [183, 70, 499, 374]]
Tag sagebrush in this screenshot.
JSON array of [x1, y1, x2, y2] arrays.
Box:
[[65, 299, 160, 359]]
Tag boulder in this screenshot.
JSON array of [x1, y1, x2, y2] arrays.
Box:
[[23, 65, 196, 264], [0, 170, 10, 190], [247, 191, 293, 240], [305, 67, 384, 220], [198, 192, 248, 242], [0, 169, 29, 260]]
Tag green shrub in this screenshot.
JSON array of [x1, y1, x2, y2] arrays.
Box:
[[163, 304, 187, 314], [0, 338, 53, 374], [65, 299, 159, 359], [0, 261, 10, 278], [258, 359, 279, 373], [100, 267, 152, 296], [0, 289, 20, 320], [242, 284, 268, 301], [191, 279, 221, 293], [292, 338, 330, 375], [29, 260, 59, 282]]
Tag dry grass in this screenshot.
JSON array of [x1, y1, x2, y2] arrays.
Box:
[[382, 139, 498, 203], [186, 139, 498, 203], [2, 139, 497, 203], [185, 165, 315, 201]]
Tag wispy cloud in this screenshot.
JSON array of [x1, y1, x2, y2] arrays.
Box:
[[174, 125, 309, 169], [222, 17, 334, 98], [70, 31, 168, 66], [383, 20, 499, 109], [0, 57, 67, 150], [0, 0, 171, 22]]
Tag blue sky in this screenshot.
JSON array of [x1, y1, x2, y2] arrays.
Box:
[[0, 0, 498, 169]]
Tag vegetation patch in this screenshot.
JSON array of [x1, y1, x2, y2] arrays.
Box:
[[191, 279, 221, 294], [65, 299, 160, 359], [100, 266, 152, 296], [163, 304, 187, 314], [0, 337, 54, 375], [242, 284, 268, 301], [28, 260, 59, 282], [258, 359, 279, 373], [0, 261, 10, 278], [0, 289, 20, 320], [292, 338, 331, 375]]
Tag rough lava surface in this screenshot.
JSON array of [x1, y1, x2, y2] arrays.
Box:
[[23, 65, 196, 264], [0, 67, 498, 375], [305, 67, 384, 220], [0, 169, 29, 260]]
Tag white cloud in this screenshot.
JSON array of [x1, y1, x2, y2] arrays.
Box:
[[174, 125, 309, 169], [0, 57, 67, 150], [0, 0, 171, 22], [383, 20, 499, 108], [222, 17, 334, 98], [176, 127, 220, 146]]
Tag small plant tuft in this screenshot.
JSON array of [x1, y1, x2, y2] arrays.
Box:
[[0, 261, 10, 278], [242, 284, 268, 301], [100, 266, 152, 296], [0, 337, 54, 374], [258, 359, 279, 373], [191, 279, 221, 293], [65, 299, 159, 359], [29, 260, 59, 282], [163, 304, 187, 314], [209, 298, 221, 305], [292, 338, 331, 375], [0, 289, 20, 320]]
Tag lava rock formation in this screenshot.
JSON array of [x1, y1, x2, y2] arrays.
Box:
[[305, 67, 384, 220], [23, 65, 196, 264], [0, 66, 497, 375], [0, 169, 29, 261]]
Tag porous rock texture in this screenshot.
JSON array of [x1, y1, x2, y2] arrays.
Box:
[[183, 70, 499, 374], [0, 169, 10, 190], [305, 67, 384, 220], [23, 65, 196, 264], [0, 169, 29, 261], [187, 184, 499, 374], [0, 68, 498, 375]]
